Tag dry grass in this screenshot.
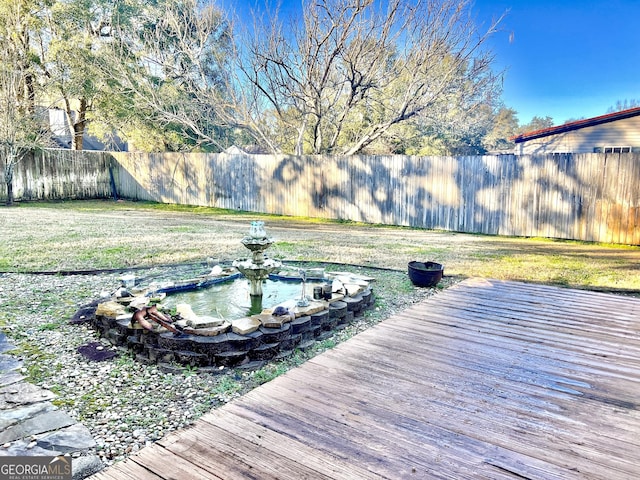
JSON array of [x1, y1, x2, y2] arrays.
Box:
[[1, 199, 639, 294]]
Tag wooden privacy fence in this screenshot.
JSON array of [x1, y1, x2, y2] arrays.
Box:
[[2, 150, 639, 245], [111, 151, 640, 245], [0, 149, 114, 201]]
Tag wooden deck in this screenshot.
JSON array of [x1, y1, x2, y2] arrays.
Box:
[[91, 278, 640, 479]]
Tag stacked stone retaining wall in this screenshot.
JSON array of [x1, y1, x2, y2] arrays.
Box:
[[91, 289, 374, 373]]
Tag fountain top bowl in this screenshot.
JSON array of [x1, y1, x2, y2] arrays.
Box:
[[241, 235, 273, 248]]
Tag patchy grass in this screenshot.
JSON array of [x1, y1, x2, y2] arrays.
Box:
[[251, 364, 290, 385], [1, 200, 639, 294]]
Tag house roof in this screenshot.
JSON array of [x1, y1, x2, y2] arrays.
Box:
[[511, 106, 640, 143]]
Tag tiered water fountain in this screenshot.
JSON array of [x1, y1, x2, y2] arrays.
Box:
[[82, 222, 376, 372], [233, 221, 282, 297]]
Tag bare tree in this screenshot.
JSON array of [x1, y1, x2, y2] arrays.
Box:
[[607, 99, 640, 114], [241, 0, 503, 155], [94, 0, 503, 155]]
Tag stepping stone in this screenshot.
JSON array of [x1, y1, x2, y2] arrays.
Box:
[[0, 383, 56, 409], [0, 373, 25, 388], [0, 410, 76, 444], [0, 401, 56, 431], [0, 354, 21, 374], [0, 439, 62, 457], [0, 337, 15, 354], [77, 342, 118, 362], [37, 423, 96, 453]]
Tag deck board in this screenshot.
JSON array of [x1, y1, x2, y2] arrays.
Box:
[[90, 278, 640, 479]]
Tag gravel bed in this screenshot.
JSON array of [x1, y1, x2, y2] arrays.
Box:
[[0, 265, 445, 466]]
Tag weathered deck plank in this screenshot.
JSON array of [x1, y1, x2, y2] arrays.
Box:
[[90, 278, 640, 479]]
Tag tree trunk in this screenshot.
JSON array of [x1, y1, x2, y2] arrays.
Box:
[[25, 72, 36, 114], [4, 160, 15, 206], [6, 179, 14, 206], [72, 98, 88, 151], [72, 123, 84, 150]]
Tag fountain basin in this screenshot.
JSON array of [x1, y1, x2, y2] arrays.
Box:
[[233, 258, 282, 296], [88, 269, 375, 372]]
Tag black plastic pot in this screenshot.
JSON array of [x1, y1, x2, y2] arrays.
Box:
[[408, 261, 444, 287]]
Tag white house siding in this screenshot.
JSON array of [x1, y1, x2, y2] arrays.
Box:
[[48, 108, 67, 136], [516, 115, 640, 154]]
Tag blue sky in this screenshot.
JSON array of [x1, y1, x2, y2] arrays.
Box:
[[224, 0, 640, 126], [474, 0, 640, 125]]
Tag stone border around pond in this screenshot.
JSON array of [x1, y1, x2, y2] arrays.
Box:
[[87, 288, 375, 373]]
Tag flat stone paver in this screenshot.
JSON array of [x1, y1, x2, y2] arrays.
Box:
[[38, 424, 97, 454], [0, 382, 57, 409]]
